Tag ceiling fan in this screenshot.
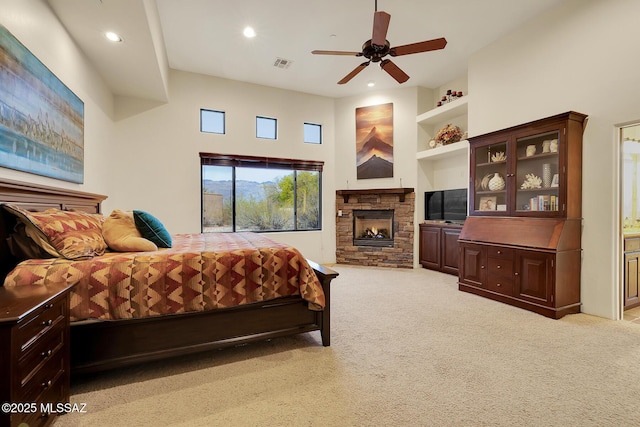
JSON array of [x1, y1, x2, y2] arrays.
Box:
[[311, 1, 447, 85]]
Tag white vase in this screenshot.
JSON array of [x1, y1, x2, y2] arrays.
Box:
[[488, 173, 505, 191], [542, 163, 552, 188]]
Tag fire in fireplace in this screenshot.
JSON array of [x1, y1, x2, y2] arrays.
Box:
[[353, 210, 394, 247]]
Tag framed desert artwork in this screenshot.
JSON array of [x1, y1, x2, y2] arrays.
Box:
[[355, 102, 393, 179], [0, 25, 84, 183]]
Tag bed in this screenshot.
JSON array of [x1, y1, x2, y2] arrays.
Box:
[[0, 178, 338, 375]]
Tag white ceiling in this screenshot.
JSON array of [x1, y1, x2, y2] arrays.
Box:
[[46, 0, 568, 101]]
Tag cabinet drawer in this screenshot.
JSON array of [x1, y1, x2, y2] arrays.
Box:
[[19, 322, 65, 386], [487, 258, 514, 295], [20, 348, 65, 404], [486, 280, 512, 296], [17, 296, 66, 351], [487, 246, 514, 259], [20, 374, 66, 427], [487, 258, 514, 280], [625, 237, 640, 252]]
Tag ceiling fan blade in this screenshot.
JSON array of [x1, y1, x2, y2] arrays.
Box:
[[312, 50, 362, 56], [372, 11, 391, 46], [380, 59, 409, 84], [390, 37, 447, 56], [338, 61, 370, 85]]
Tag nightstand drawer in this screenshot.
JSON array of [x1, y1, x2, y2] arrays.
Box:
[[20, 374, 66, 427], [19, 322, 65, 386], [17, 295, 66, 351], [20, 347, 65, 404]]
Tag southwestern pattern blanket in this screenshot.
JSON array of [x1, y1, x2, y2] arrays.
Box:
[[4, 232, 325, 321]]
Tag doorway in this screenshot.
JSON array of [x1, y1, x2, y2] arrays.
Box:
[[621, 124, 640, 313]]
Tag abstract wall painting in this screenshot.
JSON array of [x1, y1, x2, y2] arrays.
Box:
[[0, 25, 84, 183], [355, 102, 393, 179]]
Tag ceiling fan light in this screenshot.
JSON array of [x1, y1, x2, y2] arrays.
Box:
[[243, 27, 256, 38]]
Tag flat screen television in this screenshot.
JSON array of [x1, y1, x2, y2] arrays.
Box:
[[425, 188, 468, 223]]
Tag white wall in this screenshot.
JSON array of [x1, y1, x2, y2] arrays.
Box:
[[111, 69, 337, 263], [0, 0, 115, 198], [468, 0, 640, 319], [335, 87, 419, 191], [334, 87, 420, 263]]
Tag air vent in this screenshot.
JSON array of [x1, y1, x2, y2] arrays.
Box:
[[273, 58, 293, 69]]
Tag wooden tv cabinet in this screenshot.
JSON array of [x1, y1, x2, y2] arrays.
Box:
[[419, 222, 462, 276]]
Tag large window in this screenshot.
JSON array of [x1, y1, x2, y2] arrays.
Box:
[[201, 153, 322, 232]]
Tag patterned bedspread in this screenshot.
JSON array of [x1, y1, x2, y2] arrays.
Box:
[[4, 232, 325, 321]]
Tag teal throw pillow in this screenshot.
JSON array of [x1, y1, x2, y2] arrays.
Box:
[[133, 210, 172, 248]]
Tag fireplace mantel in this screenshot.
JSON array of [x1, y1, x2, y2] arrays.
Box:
[[336, 188, 414, 203]]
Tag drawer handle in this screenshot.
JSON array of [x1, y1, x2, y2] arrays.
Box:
[[41, 349, 52, 358], [497, 283, 502, 287], [514, 272, 519, 276], [44, 303, 54, 309], [42, 319, 53, 326], [481, 265, 485, 269], [497, 265, 501, 269], [42, 380, 52, 389], [497, 250, 502, 254]]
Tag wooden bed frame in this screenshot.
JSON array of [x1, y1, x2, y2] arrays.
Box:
[[0, 178, 338, 375]]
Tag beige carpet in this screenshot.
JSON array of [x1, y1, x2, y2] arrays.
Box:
[[57, 265, 640, 426]]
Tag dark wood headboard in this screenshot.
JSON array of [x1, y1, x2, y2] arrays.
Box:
[[0, 178, 107, 282]]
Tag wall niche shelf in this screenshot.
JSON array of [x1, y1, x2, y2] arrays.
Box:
[[416, 96, 469, 125], [417, 139, 469, 161]]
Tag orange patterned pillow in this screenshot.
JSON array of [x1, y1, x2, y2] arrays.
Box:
[[3, 204, 107, 259]]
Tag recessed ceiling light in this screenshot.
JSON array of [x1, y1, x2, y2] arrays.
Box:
[[367, 81, 376, 87], [105, 31, 122, 42], [243, 27, 256, 38]]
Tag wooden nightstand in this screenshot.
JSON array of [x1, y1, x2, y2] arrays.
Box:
[[0, 282, 75, 427]]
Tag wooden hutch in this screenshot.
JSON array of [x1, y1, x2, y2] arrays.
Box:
[[458, 111, 587, 319]]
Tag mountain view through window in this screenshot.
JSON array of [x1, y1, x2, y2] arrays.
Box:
[[202, 165, 320, 232]]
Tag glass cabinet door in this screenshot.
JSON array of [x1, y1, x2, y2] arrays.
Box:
[[514, 128, 561, 215], [472, 137, 509, 214], [468, 112, 583, 219]]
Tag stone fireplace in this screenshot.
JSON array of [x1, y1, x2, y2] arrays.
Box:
[[336, 188, 414, 268]]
